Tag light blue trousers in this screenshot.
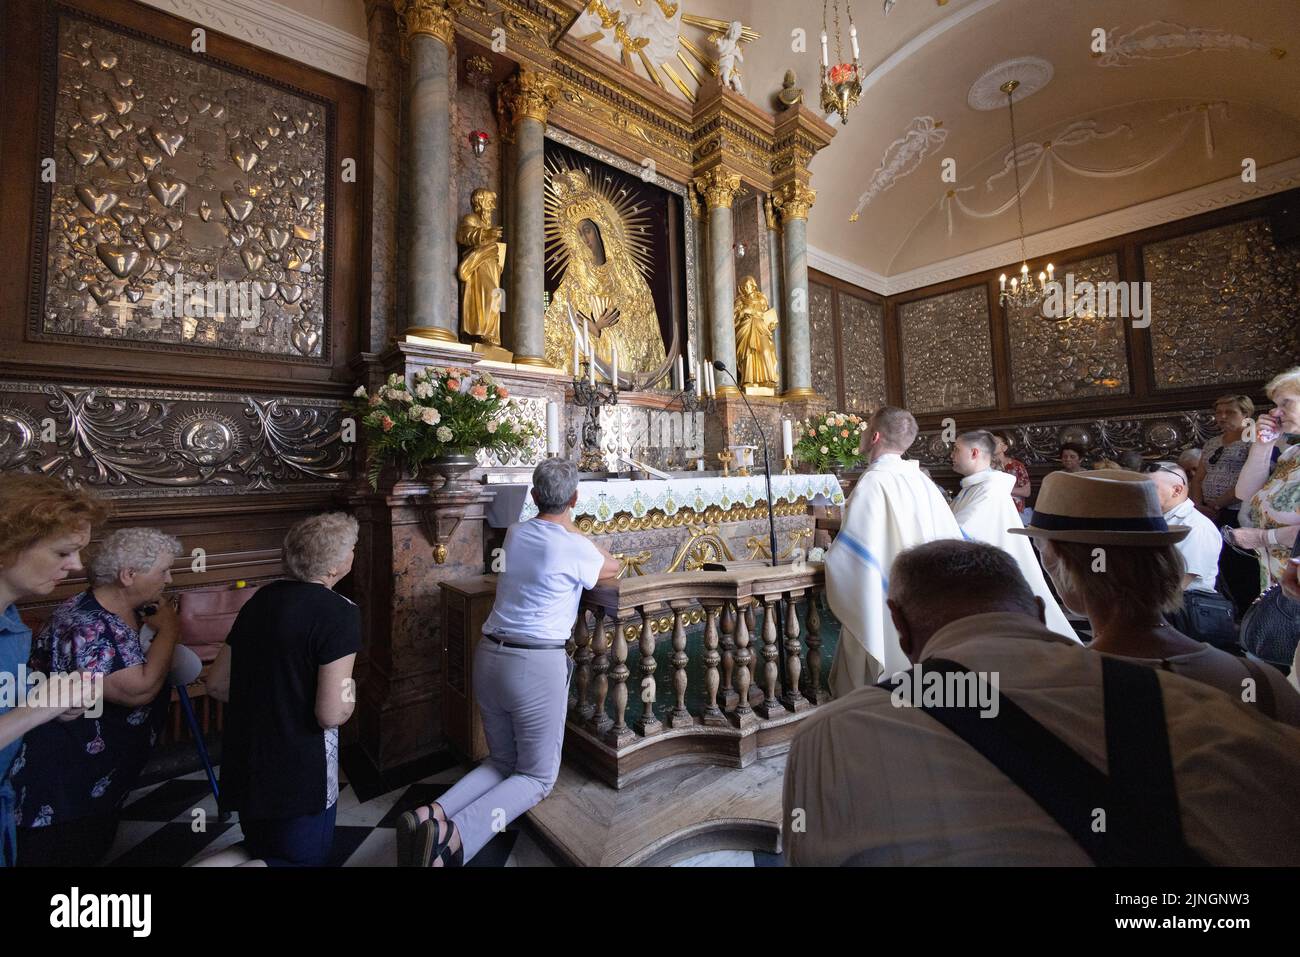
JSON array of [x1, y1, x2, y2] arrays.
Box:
[[437, 639, 569, 862]]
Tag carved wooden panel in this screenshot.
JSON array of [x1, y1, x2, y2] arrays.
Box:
[[1143, 218, 1300, 390], [809, 281, 840, 403], [36, 11, 331, 360], [899, 285, 995, 414], [0, 379, 351, 497], [838, 293, 885, 413], [1009, 252, 1130, 404]]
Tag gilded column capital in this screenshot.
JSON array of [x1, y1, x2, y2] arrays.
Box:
[[772, 181, 816, 222], [395, 0, 457, 50], [693, 168, 742, 211], [498, 68, 562, 126]]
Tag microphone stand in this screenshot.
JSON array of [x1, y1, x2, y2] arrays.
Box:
[[714, 362, 789, 707]]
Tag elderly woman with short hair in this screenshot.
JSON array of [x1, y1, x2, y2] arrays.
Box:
[[1228, 369, 1300, 591], [397, 458, 620, 867], [203, 512, 360, 867], [12, 526, 183, 865], [0, 475, 107, 867]]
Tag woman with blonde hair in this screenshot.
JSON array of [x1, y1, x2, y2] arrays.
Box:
[[0, 475, 107, 866], [202, 512, 360, 867], [1227, 369, 1300, 588]]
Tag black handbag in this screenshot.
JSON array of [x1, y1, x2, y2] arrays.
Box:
[[1239, 536, 1300, 668]]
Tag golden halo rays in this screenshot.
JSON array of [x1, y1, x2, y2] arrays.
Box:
[[544, 153, 655, 285]]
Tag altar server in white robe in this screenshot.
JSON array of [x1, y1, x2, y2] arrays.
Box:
[[948, 430, 1079, 642], [826, 407, 963, 696]]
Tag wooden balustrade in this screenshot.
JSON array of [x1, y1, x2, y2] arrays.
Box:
[[566, 563, 829, 788]]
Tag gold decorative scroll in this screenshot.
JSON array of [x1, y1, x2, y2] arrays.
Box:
[[574, 499, 810, 536], [693, 167, 742, 210], [772, 181, 816, 222], [499, 68, 562, 126]]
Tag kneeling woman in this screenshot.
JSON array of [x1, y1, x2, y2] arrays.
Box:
[[205, 512, 360, 867]]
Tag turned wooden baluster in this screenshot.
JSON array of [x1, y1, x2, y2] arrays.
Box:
[[730, 599, 757, 728], [803, 588, 825, 705], [588, 607, 613, 734], [700, 599, 726, 726], [606, 613, 634, 746], [718, 600, 738, 710], [781, 590, 810, 712], [755, 596, 783, 718], [574, 607, 594, 721], [666, 601, 692, 728], [635, 604, 662, 736]]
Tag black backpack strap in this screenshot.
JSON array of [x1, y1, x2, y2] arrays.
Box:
[[912, 657, 1204, 866], [911, 659, 1112, 863], [1099, 656, 1204, 865]]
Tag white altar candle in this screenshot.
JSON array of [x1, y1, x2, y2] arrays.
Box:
[[546, 401, 561, 455], [850, 23, 859, 60], [705, 362, 715, 396], [697, 457, 705, 471], [782, 419, 793, 457], [611, 344, 619, 392], [588, 339, 596, 386], [572, 339, 579, 378], [820, 30, 829, 68], [694, 360, 702, 397], [687, 341, 694, 374], [675, 355, 684, 392]]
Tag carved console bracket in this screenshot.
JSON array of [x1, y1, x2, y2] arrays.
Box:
[[417, 486, 490, 564]]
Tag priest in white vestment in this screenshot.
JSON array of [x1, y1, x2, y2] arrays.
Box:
[[826, 407, 964, 696], [949, 430, 1079, 641]]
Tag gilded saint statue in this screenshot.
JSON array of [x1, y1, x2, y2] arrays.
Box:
[[734, 276, 779, 391], [542, 158, 667, 379], [456, 188, 506, 348]]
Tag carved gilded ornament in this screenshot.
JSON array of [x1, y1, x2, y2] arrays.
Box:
[[395, 0, 458, 47], [500, 69, 562, 125], [693, 168, 742, 210], [763, 196, 778, 231], [772, 181, 816, 222]]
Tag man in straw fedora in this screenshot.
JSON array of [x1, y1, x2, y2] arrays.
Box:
[[1018, 469, 1300, 726], [784, 527, 1300, 865]]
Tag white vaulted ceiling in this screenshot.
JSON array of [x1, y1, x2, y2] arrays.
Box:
[[729, 0, 1300, 293]]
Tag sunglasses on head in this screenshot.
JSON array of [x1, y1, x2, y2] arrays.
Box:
[[1142, 463, 1186, 482]]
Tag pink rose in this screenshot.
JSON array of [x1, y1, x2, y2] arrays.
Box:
[[471, 385, 487, 400], [368, 395, 382, 407], [446, 378, 460, 391], [380, 416, 394, 432], [497, 387, 509, 399]]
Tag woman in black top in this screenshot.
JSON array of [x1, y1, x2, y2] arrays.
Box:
[[200, 512, 360, 867]]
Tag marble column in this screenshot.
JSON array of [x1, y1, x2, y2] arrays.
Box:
[[693, 168, 743, 394], [773, 181, 817, 397], [764, 197, 785, 395], [397, 0, 457, 342], [364, 1, 402, 351], [499, 69, 560, 367]]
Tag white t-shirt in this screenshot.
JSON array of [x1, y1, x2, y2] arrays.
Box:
[[1164, 498, 1222, 593], [482, 518, 606, 644]]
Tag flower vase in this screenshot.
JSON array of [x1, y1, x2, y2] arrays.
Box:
[[424, 453, 477, 494]]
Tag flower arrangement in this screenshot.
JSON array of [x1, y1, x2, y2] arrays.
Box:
[[352, 367, 539, 488], [794, 410, 868, 472]]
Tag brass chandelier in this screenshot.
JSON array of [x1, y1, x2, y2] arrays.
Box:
[[996, 79, 1053, 311]]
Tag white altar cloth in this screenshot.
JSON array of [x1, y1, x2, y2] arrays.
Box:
[[485, 473, 845, 528]]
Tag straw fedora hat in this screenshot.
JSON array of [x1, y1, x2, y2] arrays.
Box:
[[1009, 469, 1190, 546]]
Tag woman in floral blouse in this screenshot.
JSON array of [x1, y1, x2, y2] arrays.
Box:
[[1227, 369, 1300, 589], [1192, 394, 1257, 613], [12, 527, 181, 866]]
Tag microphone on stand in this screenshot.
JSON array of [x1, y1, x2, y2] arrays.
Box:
[[713, 361, 778, 569]]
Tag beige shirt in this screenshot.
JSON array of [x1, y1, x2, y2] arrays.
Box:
[[782, 612, 1300, 866]]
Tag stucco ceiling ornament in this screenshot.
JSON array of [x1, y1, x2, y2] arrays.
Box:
[[850, 116, 946, 221], [1095, 20, 1286, 68]]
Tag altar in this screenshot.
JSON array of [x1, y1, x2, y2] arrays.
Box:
[[485, 473, 844, 576]]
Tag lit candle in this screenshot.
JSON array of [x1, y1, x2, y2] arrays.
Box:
[[999, 273, 1007, 290], [1021, 263, 1029, 276], [1011, 277, 1018, 292], [611, 344, 619, 393], [546, 401, 560, 455], [1038, 271, 1046, 283], [782, 419, 793, 457], [850, 24, 859, 60], [676, 355, 685, 392], [820, 30, 829, 68], [1047, 263, 1055, 279]]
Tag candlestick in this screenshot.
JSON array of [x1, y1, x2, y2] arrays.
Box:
[[546, 401, 561, 456], [782, 454, 794, 476]]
